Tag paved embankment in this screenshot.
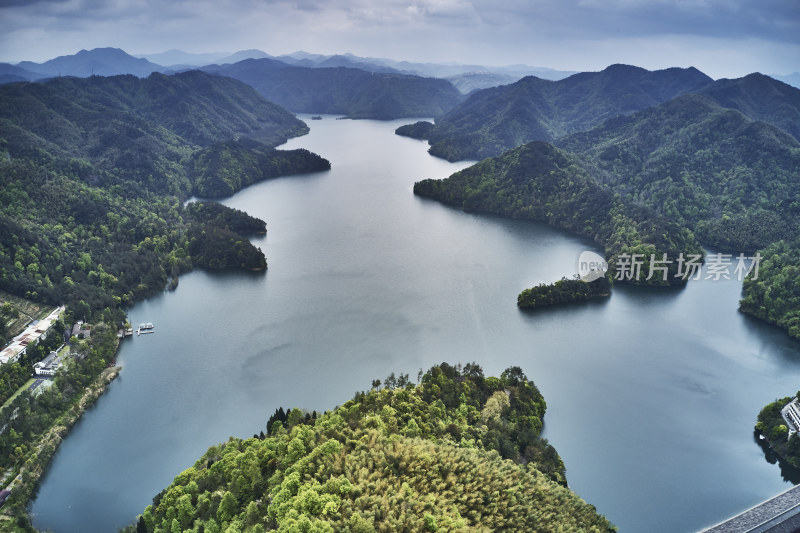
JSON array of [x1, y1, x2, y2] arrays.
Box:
[[702, 484, 800, 533]]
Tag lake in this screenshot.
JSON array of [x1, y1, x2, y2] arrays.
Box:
[[31, 116, 800, 532]]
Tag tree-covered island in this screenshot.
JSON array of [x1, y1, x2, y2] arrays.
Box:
[[124, 363, 616, 533]]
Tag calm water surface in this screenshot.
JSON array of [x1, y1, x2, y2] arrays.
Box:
[[32, 116, 800, 532]]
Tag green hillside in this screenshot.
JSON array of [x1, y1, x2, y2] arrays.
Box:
[[424, 64, 712, 161], [0, 71, 327, 316], [557, 94, 800, 252], [697, 73, 800, 142], [740, 239, 800, 340], [415, 142, 701, 286], [130, 364, 615, 533]]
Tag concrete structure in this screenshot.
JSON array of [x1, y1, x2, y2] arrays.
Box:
[[781, 399, 800, 437], [0, 306, 64, 365], [701, 483, 800, 533], [33, 350, 60, 376]]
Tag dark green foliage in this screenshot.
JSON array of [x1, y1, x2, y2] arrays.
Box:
[[740, 240, 800, 340], [184, 202, 266, 235], [187, 225, 266, 271], [558, 94, 800, 252], [395, 121, 435, 140], [190, 139, 330, 198], [204, 59, 464, 119], [518, 277, 611, 309], [137, 364, 615, 532], [414, 142, 702, 286], [425, 64, 712, 161]]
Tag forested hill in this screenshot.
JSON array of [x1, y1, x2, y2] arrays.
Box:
[[422, 64, 712, 161], [203, 58, 464, 119], [556, 94, 800, 252], [0, 70, 308, 152], [696, 73, 800, 142], [415, 142, 701, 286], [130, 363, 615, 532], [0, 71, 329, 317]]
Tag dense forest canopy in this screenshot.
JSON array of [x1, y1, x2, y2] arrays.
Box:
[[740, 240, 800, 340], [557, 94, 800, 252], [131, 363, 615, 533], [518, 277, 612, 309]]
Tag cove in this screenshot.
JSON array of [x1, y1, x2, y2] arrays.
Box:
[[31, 116, 800, 532]]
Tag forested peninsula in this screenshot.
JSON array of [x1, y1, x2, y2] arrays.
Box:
[[127, 364, 615, 533], [414, 142, 702, 288]]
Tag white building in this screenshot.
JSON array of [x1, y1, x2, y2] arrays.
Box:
[[781, 399, 800, 437], [0, 306, 64, 365]]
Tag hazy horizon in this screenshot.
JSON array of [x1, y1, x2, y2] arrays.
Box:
[[1, 0, 798, 80]]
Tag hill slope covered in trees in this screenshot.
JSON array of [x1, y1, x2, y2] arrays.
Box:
[[740, 239, 800, 340], [556, 94, 800, 252], [422, 64, 712, 161], [0, 71, 328, 316], [130, 363, 615, 533]]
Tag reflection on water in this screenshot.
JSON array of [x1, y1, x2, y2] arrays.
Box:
[[755, 431, 800, 484]]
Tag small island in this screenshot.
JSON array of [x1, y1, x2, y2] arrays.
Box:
[[756, 393, 800, 467], [518, 276, 611, 309]]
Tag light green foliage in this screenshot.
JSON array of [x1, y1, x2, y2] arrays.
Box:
[[139, 364, 615, 532]]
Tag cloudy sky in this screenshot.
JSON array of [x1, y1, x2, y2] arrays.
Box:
[[1, 0, 798, 78]]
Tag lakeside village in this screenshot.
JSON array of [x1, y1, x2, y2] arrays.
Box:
[[0, 303, 154, 508]]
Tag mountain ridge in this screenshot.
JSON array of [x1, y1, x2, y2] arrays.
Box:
[[424, 64, 713, 161], [203, 58, 465, 119]]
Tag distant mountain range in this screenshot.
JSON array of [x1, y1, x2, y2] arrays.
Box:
[[201, 58, 464, 119], [15, 47, 164, 78], [2, 47, 578, 89]]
